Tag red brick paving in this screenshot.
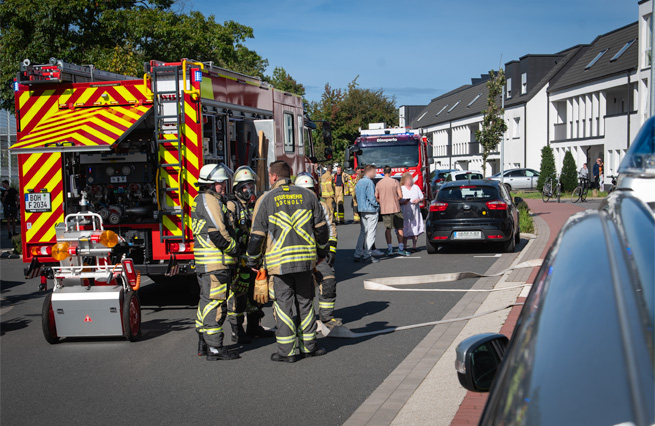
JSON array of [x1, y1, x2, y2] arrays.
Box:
[[450, 200, 586, 425]]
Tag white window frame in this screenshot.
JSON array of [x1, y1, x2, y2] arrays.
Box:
[[284, 112, 295, 153], [513, 117, 521, 138], [506, 78, 512, 98], [521, 73, 527, 95]]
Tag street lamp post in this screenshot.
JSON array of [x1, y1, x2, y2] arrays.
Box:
[[501, 86, 505, 185]]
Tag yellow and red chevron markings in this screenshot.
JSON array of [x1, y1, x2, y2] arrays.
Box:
[[12, 104, 151, 151], [19, 152, 64, 244]]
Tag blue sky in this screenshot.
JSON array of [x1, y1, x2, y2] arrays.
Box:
[[190, 0, 637, 107]]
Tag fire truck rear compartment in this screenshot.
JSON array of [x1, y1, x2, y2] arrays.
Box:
[[62, 121, 158, 267]]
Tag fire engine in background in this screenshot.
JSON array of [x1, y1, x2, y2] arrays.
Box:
[[345, 123, 433, 214], [12, 58, 326, 280]]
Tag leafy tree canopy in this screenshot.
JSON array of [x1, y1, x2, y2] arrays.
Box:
[[0, 0, 268, 111], [308, 77, 397, 163], [264, 66, 305, 98], [476, 69, 507, 178]]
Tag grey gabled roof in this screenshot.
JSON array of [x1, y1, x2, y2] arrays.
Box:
[[505, 47, 584, 108], [548, 22, 638, 93], [411, 80, 490, 128]]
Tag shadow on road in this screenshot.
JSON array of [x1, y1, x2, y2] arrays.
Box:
[[139, 318, 195, 342], [336, 301, 390, 323], [0, 316, 31, 336]]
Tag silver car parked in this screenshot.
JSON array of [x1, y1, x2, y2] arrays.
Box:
[[489, 168, 540, 191]]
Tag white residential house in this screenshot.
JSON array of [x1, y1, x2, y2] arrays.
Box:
[[547, 22, 639, 188], [411, 53, 577, 176]]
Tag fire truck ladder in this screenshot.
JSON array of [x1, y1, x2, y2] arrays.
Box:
[[152, 65, 186, 243]]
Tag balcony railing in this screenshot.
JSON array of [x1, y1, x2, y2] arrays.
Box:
[[553, 123, 567, 141]]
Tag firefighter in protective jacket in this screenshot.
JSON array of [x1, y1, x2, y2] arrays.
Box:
[[192, 163, 240, 361], [225, 166, 274, 343], [246, 160, 330, 363], [320, 169, 335, 221], [295, 174, 341, 328]]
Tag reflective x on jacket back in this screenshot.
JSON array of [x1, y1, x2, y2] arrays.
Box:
[[246, 179, 329, 275], [191, 189, 238, 273], [320, 199, 338, 253]]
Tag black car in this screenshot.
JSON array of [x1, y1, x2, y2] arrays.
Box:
[[455, 191, 654, 425], [425, 179, 520, 254]]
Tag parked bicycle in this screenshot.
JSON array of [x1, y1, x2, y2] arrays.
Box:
[[571, 177, 590, 203], [542, 174, 562, 203]]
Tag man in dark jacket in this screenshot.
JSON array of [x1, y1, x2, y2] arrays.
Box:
[[246, 160, 330, 363]]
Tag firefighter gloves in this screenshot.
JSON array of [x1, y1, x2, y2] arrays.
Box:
[[253, 269, 269, 304]]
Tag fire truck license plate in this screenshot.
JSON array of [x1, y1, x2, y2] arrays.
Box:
[[25, 193, 51, 213]]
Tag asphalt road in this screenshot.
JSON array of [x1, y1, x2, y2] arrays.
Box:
[[1, 200, 513, 426]]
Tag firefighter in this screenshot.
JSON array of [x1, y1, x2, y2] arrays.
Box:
[[333, 164, 349, 224], [246, 160, 330, 363], [349, 166, 363, 223], [295, 174, 341, 328], [225, 166, 274, 343], [320, 167, 335, 221], [192, 163, 240, 361]]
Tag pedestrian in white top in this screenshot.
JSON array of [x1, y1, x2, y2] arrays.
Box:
[[400, 172, 424, 251]]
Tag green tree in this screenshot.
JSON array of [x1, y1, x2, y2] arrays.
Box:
[[560, 150, 578, 192], [0, 0, 268, 111], [265, 67, 305, 97], [536, 145, 556, 191], [308, 77, 397, 163], [475, 69, 507, 178]]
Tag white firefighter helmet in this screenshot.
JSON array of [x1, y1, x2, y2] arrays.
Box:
[[294, 173, 316, 190], [232, 166, 257, 187], [198, 163, 232, 184]]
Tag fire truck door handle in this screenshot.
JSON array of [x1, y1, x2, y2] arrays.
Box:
[[44, 141, 74, 148]]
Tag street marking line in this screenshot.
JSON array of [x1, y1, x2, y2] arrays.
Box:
[[362, 259, 542, 292], [474, 254, 502, 258]]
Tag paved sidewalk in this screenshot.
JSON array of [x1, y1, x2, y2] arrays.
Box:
[[345, 198, 590, 426]]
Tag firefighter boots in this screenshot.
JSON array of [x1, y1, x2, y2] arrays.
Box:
[[207, 346, 240, 361], [197, 330, 207, 356], [231, 323, 252, 344], [246, 313, 275, 338]]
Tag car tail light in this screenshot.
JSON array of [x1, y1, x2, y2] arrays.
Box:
[[486, 200, 507, 210], [433, 236, 448, 240], [487, 235, 503, 239], [170, 242, 193, 253], [30, 246, 52, 256], [430, 202, 448, 212]]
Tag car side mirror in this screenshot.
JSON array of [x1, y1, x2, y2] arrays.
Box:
[[514, 196, 524, 206], [455, 333, 508, 393]]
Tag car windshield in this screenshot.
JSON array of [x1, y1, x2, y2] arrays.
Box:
[[438, 185, 498, 201], [455, 173, 483, 180], [357, 145, 419, 167]]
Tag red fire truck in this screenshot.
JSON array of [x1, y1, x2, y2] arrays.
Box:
[[12, 58, 323, 278], [345, 124, 433, 213]]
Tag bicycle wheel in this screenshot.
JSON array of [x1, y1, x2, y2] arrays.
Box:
[[571, 187, 581, 203], [542, 183, 551, 203], [556, 183, 561, 203]]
